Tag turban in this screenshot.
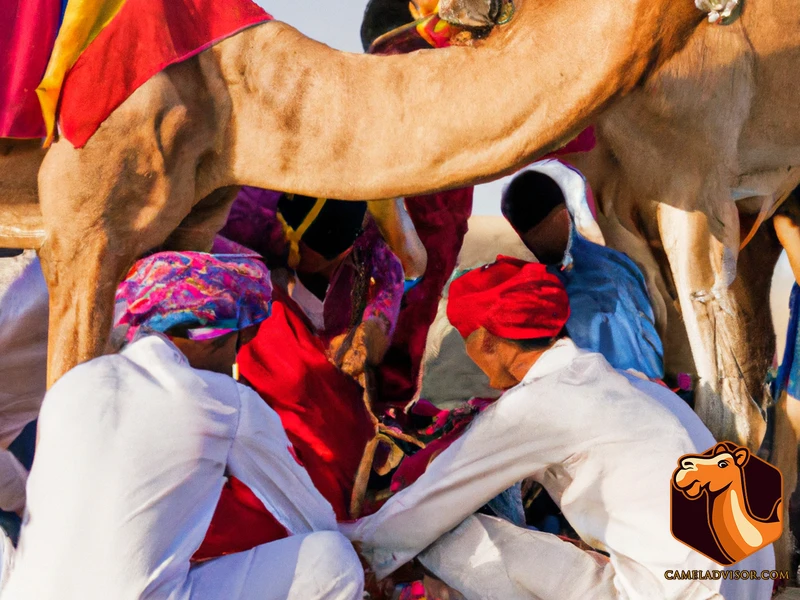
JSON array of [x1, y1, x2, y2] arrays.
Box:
[[115, 252, 272, 342], [447, 256, 569, 340]]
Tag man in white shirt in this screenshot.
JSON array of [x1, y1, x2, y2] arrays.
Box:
[[1, 252, 364, 600], [0, 251, 48, 517], [342, 256, 773, 600]]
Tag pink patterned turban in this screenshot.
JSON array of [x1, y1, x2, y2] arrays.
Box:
[[115, 251, 272, 341]]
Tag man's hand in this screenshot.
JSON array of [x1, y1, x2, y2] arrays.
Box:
[[423, 574, 467, 599], [328, 318, 390, 381], [352, 542, 395, 599]]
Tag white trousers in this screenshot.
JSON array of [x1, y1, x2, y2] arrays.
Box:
[[419, 514, 774, 600], [0, 337, 363, 600]]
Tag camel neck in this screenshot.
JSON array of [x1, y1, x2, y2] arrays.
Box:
[[215, 0, 703, 201], [710, 479, 763, 560]]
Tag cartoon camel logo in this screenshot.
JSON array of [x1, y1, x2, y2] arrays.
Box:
[[671, 442, 782, 565]]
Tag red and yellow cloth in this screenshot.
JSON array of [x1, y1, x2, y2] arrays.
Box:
[[2, 0, 272, 145]]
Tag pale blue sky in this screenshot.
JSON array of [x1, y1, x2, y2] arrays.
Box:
[[260, 1, 507, 215]]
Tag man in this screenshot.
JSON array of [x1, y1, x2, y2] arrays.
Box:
[[1, 252, 364, 600], [502, 159, 664, 380], [342, 257, 773, 600], [0, 252, 48, 519], [219, 188, 406, 382]]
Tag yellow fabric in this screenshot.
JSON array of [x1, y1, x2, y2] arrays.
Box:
[[409, 0, 439, 19], [37, 0, 128, 146], [278, 196, 327, 269]]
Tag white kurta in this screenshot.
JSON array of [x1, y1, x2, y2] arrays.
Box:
[[0, 336, 363, 600], [0, 253, 48, 513], [342, 339, 773, 600]]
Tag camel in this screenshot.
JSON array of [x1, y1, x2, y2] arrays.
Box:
[[557, 0, 800, 568], [673, 443, 783, 564], [0, 0, 711, 388], [561, 0, 800, 447]]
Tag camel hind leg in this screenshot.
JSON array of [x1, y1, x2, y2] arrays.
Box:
[[657, 201, 769, 451]]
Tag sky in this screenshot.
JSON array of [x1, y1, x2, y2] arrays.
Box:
[[261, 1, 508, 215]]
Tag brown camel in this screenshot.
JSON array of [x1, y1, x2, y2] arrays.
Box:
[[561, 0, 800, 567], [673, 443, 783, 564], [0, 0, 708, 387], [563, 0, 800, 448]]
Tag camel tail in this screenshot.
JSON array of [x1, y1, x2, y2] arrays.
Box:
[[0, 203, 45, 249]]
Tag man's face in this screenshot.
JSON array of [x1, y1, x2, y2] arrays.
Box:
[[170, 325, 259, 375], [296, 241, 350, 276], [519, 205, 570, 265], [464, 328, 519, 390]]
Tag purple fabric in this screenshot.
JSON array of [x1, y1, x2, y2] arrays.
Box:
[[322, 221, 404, 340], [219, 187, 288, 266], [220, 187, 404, 338], [115, 251, 272, 341]]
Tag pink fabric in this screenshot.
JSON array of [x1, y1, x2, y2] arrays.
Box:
[[221, 187, 405, 339], [322, 222, 404, 340], [1, 0, 61, 138], [115, 251, 272, 341]]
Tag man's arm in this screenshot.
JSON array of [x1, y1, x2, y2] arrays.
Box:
[[340, 383, 572, 579], [368, 198, 428, 280], [226, 383, 339, 535]]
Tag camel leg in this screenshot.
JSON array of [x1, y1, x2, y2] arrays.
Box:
[[36, 63, 218, 386], [37, 231, 131, 388], [735, 221, 788, 571], [657, 202, 767, 450], [163, 187, 240, 252]]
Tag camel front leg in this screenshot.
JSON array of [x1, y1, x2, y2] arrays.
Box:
[[38, 232, 132, 387], [657, 203, 767, 450]]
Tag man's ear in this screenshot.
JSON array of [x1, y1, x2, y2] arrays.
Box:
[[479, 328, 498, 354]]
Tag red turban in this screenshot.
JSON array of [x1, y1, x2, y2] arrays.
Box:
[[447, 256, 569, 340]]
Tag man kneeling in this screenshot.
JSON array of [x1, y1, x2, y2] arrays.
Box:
[[343, 257, 772, 600], [1, 252, 363, 600]]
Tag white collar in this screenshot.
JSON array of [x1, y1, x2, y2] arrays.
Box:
[[122, 333, 189, 368], [520, 338, 581, 384]]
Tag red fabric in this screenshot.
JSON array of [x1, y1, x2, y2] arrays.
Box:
[[58, 0, 272, 147], [447, 256, 569, 340], [193, 475, 288, 562], [1, 0, 61, 138], [546, 126, 596, 158], [376, 189, 473, 412], [238, 291, 375, 521], [194, 292, 374, 560]]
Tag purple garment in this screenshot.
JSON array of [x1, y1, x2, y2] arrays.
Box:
[[322, 222, 404, 341], [219, 187, 288, 266], [220, 187, 404, 339]]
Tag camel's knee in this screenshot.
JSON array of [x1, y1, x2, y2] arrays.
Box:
[[38, 236, 133, 387]]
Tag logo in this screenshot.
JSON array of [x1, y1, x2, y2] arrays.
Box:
[[671, 442, 783, 565]]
